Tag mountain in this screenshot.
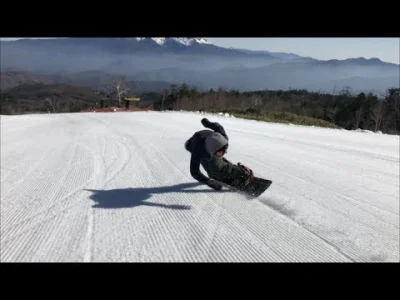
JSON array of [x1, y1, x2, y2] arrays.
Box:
[[1, 70, 58, 90], [230, 47, 310, 60], [1, 37, 277, 58], [1, 38, 398, 94], [134, 59, 399, 93]]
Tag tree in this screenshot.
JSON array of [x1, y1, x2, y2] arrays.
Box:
[[161, 90, 167, 111], [355, 107, 364, 129], [45, 96, 59, 113], [178, 83, 190, 98], [63, 97, 72, 112], [189, 87, 198, 98], [251, 94, 263, 107], [339, 86, 352, 98], [112, 76, 129, 107], [384, 88, 400, 132], [161, 84, 182, 111], [371, 100, 386, 132]]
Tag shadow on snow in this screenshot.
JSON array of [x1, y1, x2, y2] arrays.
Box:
[[85, 182, 234, 210]]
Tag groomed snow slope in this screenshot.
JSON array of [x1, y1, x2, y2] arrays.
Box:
[[1, 111, 399, 262]]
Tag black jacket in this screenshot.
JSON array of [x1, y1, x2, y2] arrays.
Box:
[[185, 119, 245, 185]]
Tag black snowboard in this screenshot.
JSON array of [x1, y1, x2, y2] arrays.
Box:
[[218, 177, 272, 198], [235, 177, 272, 198], [214, 160, 272, 198]]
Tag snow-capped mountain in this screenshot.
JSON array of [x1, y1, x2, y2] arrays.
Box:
[[135, 37, 212, 46], [1, 37, 398, 94], [0, 37, 277, 58]]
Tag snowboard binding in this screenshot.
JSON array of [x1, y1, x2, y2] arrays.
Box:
[[234, 162, 272, 198]]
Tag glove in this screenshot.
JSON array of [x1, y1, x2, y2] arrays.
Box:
[[207, 179, 223, 191], [237, 163, 254, 186], [201, 118, 211, 128]]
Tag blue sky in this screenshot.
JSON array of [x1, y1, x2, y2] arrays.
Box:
[[207, 38, 400, 64], [2, 37, 399, 64]]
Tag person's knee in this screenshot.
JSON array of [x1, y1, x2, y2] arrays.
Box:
[[207, 169, 223, 181], [184, 140, 191, 152]]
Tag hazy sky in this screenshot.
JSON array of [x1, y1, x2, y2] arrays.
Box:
[[2, 37, 399, 64], [207, 38, 400, 64]]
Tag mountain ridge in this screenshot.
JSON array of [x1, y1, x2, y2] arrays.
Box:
[[1, 38, 398, 94]]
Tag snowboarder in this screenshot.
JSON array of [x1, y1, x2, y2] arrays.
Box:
[[184, 118, 254, 191]]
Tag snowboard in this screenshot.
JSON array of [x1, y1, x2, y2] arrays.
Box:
[[233, 177, 272, 198], [235, 162, 272, 198], [218, 176, 272, 199], [214, 160, 272, 198]]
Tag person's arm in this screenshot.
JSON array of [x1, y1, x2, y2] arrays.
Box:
[[201, 118, 228, 140], [190, 154, 223, 190], [190, 155, 209, 184]]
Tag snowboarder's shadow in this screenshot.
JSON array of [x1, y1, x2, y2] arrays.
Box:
[[84, 182, 233, 210]]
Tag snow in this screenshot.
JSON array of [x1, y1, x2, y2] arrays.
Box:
[[151, 38, 166, 46], [193, 38, 212, 45], [135, 37, 212, 47], [1, 111, 398, 262], [171, 38, 192, 46], [170, 38, 212, 46]]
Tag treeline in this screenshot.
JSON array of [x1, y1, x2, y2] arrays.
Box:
[[1, 82, 399, 134], [0, 86, 93, 114], [169, 85, 400, 134], [0, 83, 157, 114]]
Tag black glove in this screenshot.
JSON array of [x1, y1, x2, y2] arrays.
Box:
[[237, 163, 254, 187], [207, 179, 222, 191], [201, 118, 211, 128]]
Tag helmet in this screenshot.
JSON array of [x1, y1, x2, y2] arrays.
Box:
[[205, 132, 228, 156]]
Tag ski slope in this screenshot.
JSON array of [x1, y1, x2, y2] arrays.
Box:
[[1, 111, 399, 262]]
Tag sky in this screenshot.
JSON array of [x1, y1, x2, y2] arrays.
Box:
[[1, 37, 399, 64], [207, 38, 400, 64]]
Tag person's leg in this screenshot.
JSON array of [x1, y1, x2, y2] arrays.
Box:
[[201, 159, 236, 186], [203, 157, 252, 188]]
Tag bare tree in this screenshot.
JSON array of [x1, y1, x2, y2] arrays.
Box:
[[112, 76, 129, 107], [45, 96, 59, 113], [328, 105, 339, 124], [339, 86, 352, 98], [218, 92, 229, 110], [371, 101, 385, 132], [251, 95, 263, 107]]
